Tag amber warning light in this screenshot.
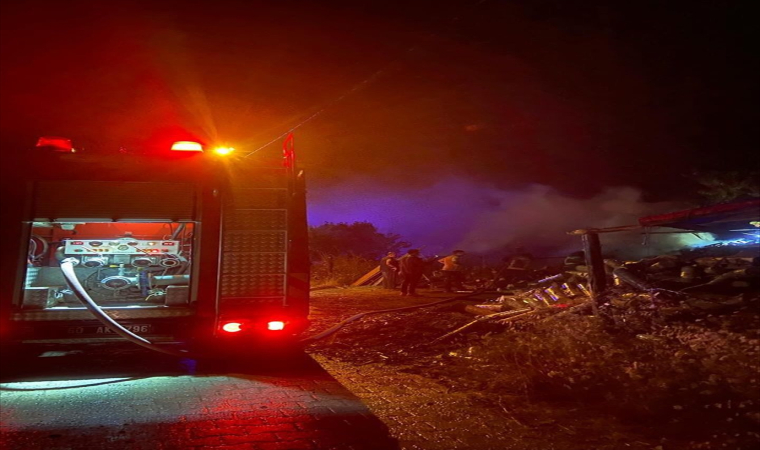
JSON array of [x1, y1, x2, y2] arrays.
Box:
[[170, 141, 204, 152], [213, 146, 235, 156]]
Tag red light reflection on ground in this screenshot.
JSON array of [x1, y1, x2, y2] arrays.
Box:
[[0, 358, 398, 449]]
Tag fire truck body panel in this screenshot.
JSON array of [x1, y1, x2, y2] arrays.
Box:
[[0, 145, 309, 351]]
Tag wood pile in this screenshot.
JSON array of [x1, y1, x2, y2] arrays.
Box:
[[458, 243, 758, 329], [609, 245, 759, 295]]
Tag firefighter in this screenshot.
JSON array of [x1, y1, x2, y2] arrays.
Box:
[[399, 249, 425, 296], [438, 250, 466, 293], [380, 251, 399, 289]]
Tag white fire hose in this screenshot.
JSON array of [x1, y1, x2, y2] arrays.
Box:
[[60, 258, 192, 358], [61, 257, 486, 355]]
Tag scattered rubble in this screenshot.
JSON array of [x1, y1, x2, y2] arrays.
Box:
[[306, 284, 760, 450], [308, 200, 760, 449], [459, 242, 758, 326]]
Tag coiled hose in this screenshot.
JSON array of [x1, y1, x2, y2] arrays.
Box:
[[60, 258, 191, 358]]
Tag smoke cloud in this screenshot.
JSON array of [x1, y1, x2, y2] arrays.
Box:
[[307, 176, 709, 260]]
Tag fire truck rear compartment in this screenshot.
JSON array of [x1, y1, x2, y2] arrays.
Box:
[[4, 160, 309, 351], [22, 222, 196, 310]]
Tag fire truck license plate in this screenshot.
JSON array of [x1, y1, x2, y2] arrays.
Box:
[[66, 324, 153, 335]]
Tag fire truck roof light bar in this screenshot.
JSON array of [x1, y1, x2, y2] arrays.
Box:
[[36, 136, 75, 153], [170, 141, 204, 152]]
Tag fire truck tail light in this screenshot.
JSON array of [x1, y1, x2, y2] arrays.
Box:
[[170, 141, 204, 152], [220, 320, 288, 334], [213, 146, 235, 156], [221, 322, 243, 333]]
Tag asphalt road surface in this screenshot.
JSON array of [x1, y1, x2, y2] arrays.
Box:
[[0, 343, 399, 450]]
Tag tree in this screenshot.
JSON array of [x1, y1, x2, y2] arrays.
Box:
[[693, 170, 760, 204], [309, 222, 408, 260]]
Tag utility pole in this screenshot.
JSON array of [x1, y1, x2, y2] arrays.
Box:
[[581, 231, 607, 313]]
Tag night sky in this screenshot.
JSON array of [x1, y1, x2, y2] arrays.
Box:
[[1, 0, 757, 256]]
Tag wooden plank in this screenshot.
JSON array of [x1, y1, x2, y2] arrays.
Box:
[[351, 266, 381, 286]]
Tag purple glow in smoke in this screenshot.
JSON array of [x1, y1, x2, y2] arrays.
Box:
[[307, 176, 698, 259]]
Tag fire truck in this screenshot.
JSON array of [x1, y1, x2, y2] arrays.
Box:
[[0, 136, 310, 356]]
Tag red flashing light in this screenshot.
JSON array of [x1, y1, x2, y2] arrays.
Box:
[[282, 133, 295, 168], [221, 322, 243, 333], [36, 136, 74, 153], [170, 141, 203, 152], [267, 321, 286, 331]]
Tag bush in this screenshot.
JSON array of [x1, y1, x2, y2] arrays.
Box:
[[450, 303, 760, 448], [311, 254, 377, 287], [309, 222, 408, 260]]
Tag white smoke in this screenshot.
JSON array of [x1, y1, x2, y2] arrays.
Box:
[[308, 176, 703, 260], [456, 183, 703, 258]]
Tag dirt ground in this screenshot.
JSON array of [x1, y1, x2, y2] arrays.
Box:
[[302, 286, 736, 450]]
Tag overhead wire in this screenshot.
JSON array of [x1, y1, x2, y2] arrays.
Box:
[[243, 0, 492, 158]]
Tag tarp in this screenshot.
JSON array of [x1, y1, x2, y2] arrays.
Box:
[[638, 199, 760, 233]]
